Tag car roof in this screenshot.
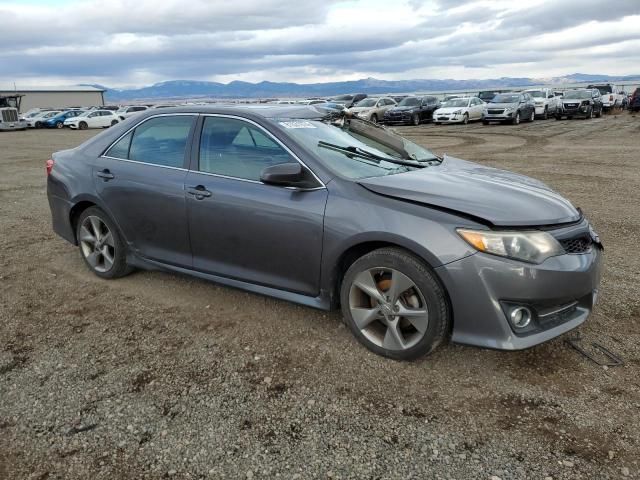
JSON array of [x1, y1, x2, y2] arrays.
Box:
[[134, 104, 330, 120]]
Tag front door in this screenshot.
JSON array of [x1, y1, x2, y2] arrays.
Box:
[[186, 115, 327, 296], [94, 114, 197, 266]]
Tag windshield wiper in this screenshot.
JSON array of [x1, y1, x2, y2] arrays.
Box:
[[317, 141, 425, 168]]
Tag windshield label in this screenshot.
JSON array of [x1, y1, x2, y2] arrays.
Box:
[[279, 120, 316, 129]]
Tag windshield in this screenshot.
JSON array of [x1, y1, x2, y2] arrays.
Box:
[[564, 90, 591, 99], [492, 94, 519, 103], [355, 98, 377, 107], [278, 119, 437, 179], [442, 99, 469, 108], [527, 91, 544, 98], [398, 97, 420, 107], [478, 92, 497, 100], [332, 95, 353, 101]]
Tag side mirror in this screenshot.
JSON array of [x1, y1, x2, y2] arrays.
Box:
[[260, 162, 304, 187]]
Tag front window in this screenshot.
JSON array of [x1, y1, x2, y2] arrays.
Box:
[[491, 94, 520, 103], [279, 119, 438, 180], [398, 97, 420, 107], [564, 91, 592, 100], [355, 99, 377, 108]]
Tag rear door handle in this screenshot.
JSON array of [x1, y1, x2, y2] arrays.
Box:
[[186, 185, 212, 199], [96, 169, 115, 181]]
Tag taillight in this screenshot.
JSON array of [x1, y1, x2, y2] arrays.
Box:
[[46, 159, 54, 176]]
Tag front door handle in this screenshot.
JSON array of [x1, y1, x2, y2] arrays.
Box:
[[96, 169, 115, 181], [186, 185, 212, 200]]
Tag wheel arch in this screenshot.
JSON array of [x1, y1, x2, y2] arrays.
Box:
[[68, 195, 124, 246]]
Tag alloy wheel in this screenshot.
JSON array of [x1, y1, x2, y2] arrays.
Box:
[[348, 267, 429, 351], [79, 215, 116, 273]]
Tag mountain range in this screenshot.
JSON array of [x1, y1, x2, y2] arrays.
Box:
[[90, 73, 640, 101]]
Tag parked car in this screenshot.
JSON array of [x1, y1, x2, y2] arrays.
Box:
[[556, 89, 603, 120], [298, 99, 328, 106], [329, 94, 367, 108], [524, 88, 561, 119], [44, 110, 85, 129], [383, 96, 440, 125], [117, 105, 148, 121], [628, 88, 640, 112], [46, 105, 603, 360], [433, 97, 484, 124], [64, 110, 119, 130], [349, 97, 397, 123], [27, 110, 61, 128], [482, 92, 536, 125], [587, 84, 623, 111]]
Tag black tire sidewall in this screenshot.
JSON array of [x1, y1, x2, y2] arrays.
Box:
[[76, 207, 130, 279], [340, 248, 449, 360]]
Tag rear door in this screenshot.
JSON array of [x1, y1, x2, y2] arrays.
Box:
[[185, 115, 327, 296], [94, 114, 196, 266]]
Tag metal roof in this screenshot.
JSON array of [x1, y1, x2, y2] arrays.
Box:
[[0, 85, 105, 93]]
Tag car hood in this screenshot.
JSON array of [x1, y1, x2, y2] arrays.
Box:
[[435, 106, 468, 114], [487, 102, 517, 108], [357, 155, 580, 227], [350, 106, 374, 113], [388, 106, 418, 112]]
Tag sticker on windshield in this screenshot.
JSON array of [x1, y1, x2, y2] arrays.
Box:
[[279, 120, 316, 129]]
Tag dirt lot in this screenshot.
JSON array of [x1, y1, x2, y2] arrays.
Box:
[[1, 114, 639, 480]]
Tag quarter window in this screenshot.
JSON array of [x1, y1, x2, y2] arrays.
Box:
[[105, 115, 194, 167], [199, 117, 294, 181]]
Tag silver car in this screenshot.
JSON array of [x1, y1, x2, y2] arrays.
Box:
[[349, 97, 397, 123]]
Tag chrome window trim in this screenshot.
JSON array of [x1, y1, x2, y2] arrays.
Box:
[[100, 155, 188, 172], [199, 113, 326, 189]]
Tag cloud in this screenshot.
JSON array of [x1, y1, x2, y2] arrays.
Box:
[[0, 0, 638, 87]]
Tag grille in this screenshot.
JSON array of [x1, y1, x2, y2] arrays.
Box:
[[1, 109, 19, 123], [488, 109, 504, 114], [560, 235, 592, 254]]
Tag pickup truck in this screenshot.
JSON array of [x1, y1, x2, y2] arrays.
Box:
[[523, 88, 561, 119], [587, 84, 624, 111]]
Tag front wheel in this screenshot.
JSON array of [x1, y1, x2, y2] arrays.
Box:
[[79, 121, 88, 130], [462, 113, 469, 125], [542, 107, 548, 120], [340, 248, 450, 360], [76, 207, 132, 279], [370, 114, 378, 124], [56, 121, 64, 129], [35, 121, 42, 128], [595, 108, 602, 118], [512, 111, 520, 125], [110, 119, 118, 126], [412, 113, 420, 126], [529, 109, 535, 122]]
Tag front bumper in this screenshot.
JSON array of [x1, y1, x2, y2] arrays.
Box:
[[65, 123, 79, 129], [0, 121, 27, 131], [434, 114, 465, 123], [436, 244, 603, 350], [483, 111, 514, 122]]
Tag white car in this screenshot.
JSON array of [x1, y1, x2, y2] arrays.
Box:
[[116, 105, 148, 121], [524, 88, 561, 119], [26, 110, 61, 128], [64, 110, 119, 130], [433, 97, 485, 124]]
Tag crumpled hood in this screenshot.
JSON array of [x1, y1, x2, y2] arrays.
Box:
[[357, 155, 581, 227]]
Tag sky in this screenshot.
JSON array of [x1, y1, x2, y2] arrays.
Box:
[[1, 0, 639, 88]]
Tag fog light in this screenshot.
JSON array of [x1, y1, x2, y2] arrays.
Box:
[[510, 307, 532, 328]]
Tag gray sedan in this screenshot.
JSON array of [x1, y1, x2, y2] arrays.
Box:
[[47, 105, 602, 360]]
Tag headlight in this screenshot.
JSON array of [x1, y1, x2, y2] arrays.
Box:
[[457, 229, 564, 264], [504, 106, 514, 112], [452, 110, 462, 115]]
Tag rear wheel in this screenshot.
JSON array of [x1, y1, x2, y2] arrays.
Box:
[[76, 207, 132, 279], [340, 248, 450, 360], [79, 121, 88, 130]]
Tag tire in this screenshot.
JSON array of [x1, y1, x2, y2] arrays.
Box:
[[370, 114, 378, 124], [482, 120, 489, 125], [433, 122, 440, 125], [340, 247, 450, 360], [555, 115, 562, 120], [35, 121, 42, 129], [542, 107, 548, 120], [462, 113, 469, 125], [529, 109, 535, 122], [76, 207, 132, 279], [79, 121, 88, 130], [585, 107, 593, 120], [596, 108, 602, 118], [56, 121, 64, 129], [512, 111, 520, 125], [110, 119, 118, 126], [412, 113, 420, 126]]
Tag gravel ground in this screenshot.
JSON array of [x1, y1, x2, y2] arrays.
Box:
[[1, 113, 639, 479]]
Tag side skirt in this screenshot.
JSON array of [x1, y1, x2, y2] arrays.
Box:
[[127, 254, 333, 311]]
